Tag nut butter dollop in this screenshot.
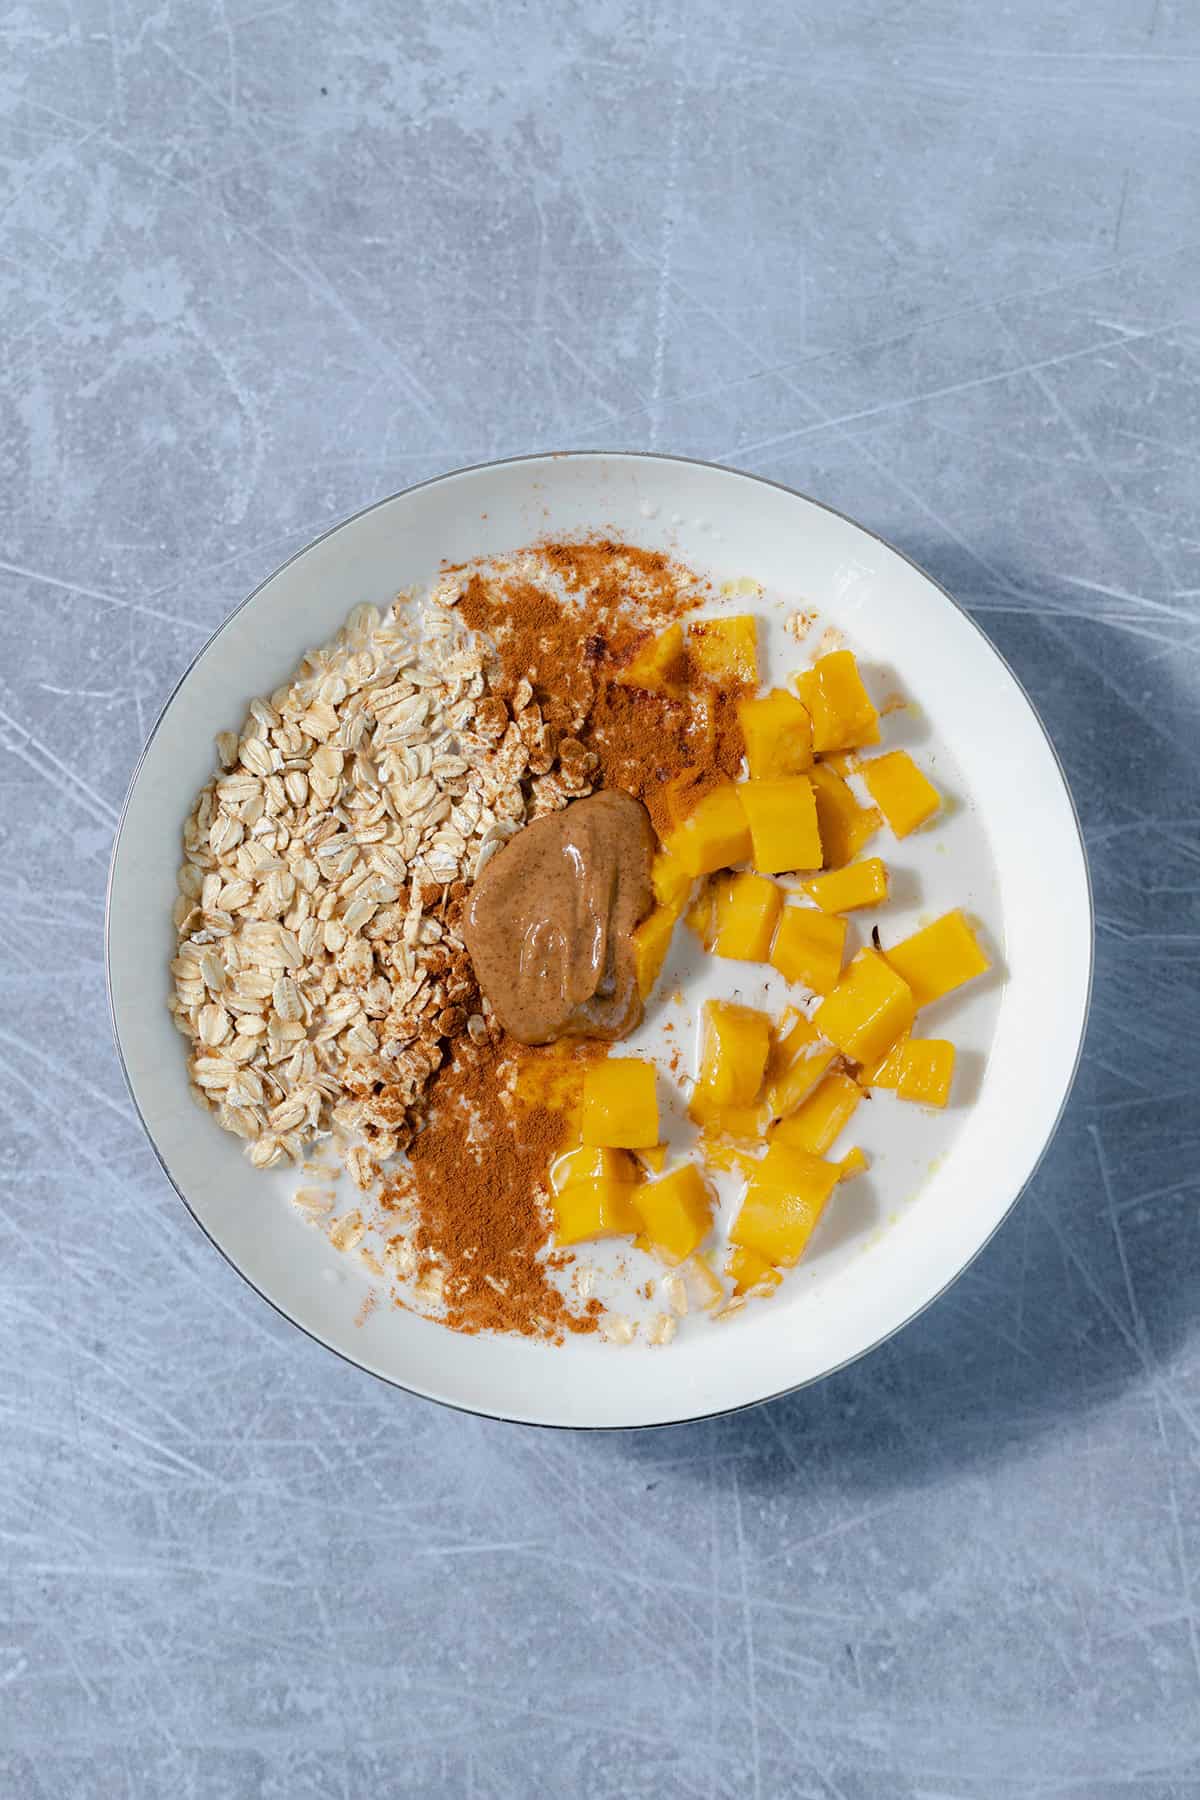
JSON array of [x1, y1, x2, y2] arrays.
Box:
[[462, 790, 656, 1046]]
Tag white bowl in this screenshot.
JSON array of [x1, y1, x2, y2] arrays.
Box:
[[107, 453, 1092, 1428]]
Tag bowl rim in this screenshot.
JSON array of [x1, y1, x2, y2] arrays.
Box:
[[105, 448, 1095, 1431]]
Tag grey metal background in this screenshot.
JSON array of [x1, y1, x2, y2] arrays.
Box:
[[3, 3, 1199, 1795]]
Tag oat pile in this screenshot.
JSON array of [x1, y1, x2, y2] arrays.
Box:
[[169, 587, 597, 1179]]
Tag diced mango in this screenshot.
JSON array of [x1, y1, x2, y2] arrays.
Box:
[[807, 764, 881, 869], [711, 871, 783, 962], [815, 949, 915, 1067], [770, 1071, 862, 1155], [631, 902, 680, 1000], [860, 1033, 908, 1087], [637, 1143, 669, 1175], [549, 1146, 641, 1192], [794, 649, 880, 751], [688, 1090, 770, 1142], [802, 857, 889, 915], [697, 999, 771, 1108], [737, 688, 814, 779], [770, 906, 847, 994], [664, 779, 752, 876], [726, 1244, 782, 1297], [581, 1058, 660, 1148], [860, 750, 940, 838], [883, 910, 990, 1010], [730, 1142, 841, 1266], [689, 615, 758, 686], [896, 1038, 955, 1108], [633, 1164, 715, 1263], [651, 846, 693, 911], [837, 1146, 869, 1181], [552, 1180, 642, 1247], [513, 1051, 588, 1143], [739, 777, 822, 875], [763, 1013, 836, 1118], [615, 622, 685, 697]]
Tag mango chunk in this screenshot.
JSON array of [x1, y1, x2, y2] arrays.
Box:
[[815, 948, 915, 1067], [513, 1052, 587, 1143], [689, 615, 758, 686], [770, 906, 847, 994], [651, 846, 693, 911], [860, 1033, 908, 1087], [807, 764, 881, 869], [664, 778, 752, 876], [726, 1244, 782, 1297], [637, 1143, 669, 1174], [896, 1038, 955, 1108], [837, 1145, 869, 1181], [697, 999, 771, 1108], [581, 1058, 660, 1148], [615, 622, 685, 697], [739, 777, 822, 875], [633, 1164, 715, 1263], [860, 750, 940, 838], [802, 857, 889, 915], [711, 871, 783, 962], [632, 901, 681, 1000], [794, 650, 880, 751], [770, 1071, 862, 1156], [884, 910, 990, 1010], [730, 1142, 841, 1267], [552, 1180, 642, 1247], [763, 1013, 836, 1118], [549, 1146, 641, 1192], [737, 688, 814, 779]]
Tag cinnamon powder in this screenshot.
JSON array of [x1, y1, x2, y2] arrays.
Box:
[[384, 1036, 602, 1338]]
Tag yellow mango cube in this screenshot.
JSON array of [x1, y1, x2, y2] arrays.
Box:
[[631, 901, 680, 1000], [897, 1038, 955, 1108], [697, 999, 771, 1108], [712, 872, 783, 962], [549, 1145, 641, 1192], [739, 777, 822, 875], [664, 779, 752, 876], [637, 1143, 669, 1174], [794, 649, 880, 751], [651, 846, 693, 911], [770, 1071, 861, 1155], [763, 1013, 836, 1118], [770, 906, 847, 994], [737, 688, 814, 779], [860, 1033, 908, 1087], [689, 615, 758, 686], [581, 1058, 660, 1148], [837, 1146, 869, 1181], [802, 857, 889, 914], [730, 1142, 841, 1266], [860, 750, 940, 838], [552, 1180, 642, 1247], [726, 1244, 782, 1297], [513, 1052, 587, 1143], [815, 949, 915, 1066], [633, 1164, 714, 1263], [807, 764, 881, 869], [615, 622, 685, 697], [884, 910, 990, 1009]]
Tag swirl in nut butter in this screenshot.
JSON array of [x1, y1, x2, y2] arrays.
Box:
[[461, 790, 656, 1045]]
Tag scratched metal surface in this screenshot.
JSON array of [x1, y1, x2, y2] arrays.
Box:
[[3, 4, 1199, 1795]]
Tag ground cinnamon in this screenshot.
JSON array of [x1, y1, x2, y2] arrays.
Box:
[[383, 1036, 602, 1338]]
